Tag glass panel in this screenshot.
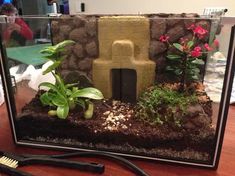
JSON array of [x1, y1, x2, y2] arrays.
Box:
[[0, 14, 234, 167]]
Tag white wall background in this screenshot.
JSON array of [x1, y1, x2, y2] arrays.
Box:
[[69, 0, 234, 16]]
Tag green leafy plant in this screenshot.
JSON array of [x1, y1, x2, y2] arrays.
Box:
[[159, 25, 219, 91], [40, 40, 75, 75], [136, 85, 198, 127], [39, 40, 104, 119]]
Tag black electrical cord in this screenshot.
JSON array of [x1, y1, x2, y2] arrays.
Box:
[[23, 151, 150, 176]]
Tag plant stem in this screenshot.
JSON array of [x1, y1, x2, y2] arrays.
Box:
[[84, 102, 94, 119], [180, 55, 187, 92]]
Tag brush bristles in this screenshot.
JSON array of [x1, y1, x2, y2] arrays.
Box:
[[0, 156, 18, 168]]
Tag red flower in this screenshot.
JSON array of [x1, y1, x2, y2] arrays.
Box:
[[204, 43, 213, 51], [193, 46, 201, 52], [213, 39, 219, 47], [193, 26, 208, 39], [191, 46, 202, 57], [159, 35, 169, 42]]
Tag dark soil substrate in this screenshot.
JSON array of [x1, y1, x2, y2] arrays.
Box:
[[23, 136, 211, 162], [16, 93, 215, 163]]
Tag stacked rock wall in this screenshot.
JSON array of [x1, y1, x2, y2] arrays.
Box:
[[149, 13, 211, 82], [51, 15, 99, 86], [51, 14, 212, 85]]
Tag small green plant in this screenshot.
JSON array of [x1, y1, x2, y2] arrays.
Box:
[[39, 40, 104, 119], [136, 85, 198, 127]]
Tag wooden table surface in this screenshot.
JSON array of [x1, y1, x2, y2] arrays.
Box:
[[0, 86, 235, 176]]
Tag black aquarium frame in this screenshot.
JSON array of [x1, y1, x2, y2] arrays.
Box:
[[1, 21, 235, 169]]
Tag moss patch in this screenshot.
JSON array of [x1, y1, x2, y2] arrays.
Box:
[[136, 85, 198, 127]]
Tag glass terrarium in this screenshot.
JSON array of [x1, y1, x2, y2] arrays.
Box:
[[0, 14, 235, 169]]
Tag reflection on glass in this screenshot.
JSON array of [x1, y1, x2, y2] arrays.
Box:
[[0, 15, 234, 168]]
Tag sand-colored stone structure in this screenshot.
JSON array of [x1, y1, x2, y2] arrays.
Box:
[[93, 16, 156, 99]]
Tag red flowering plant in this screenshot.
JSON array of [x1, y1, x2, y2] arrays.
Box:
[[159, 24, 218, 91]]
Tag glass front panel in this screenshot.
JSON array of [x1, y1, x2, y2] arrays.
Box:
[[0, 14, 234, 167]]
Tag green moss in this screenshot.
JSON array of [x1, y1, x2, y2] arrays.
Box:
[[136, 85, 198, 127]]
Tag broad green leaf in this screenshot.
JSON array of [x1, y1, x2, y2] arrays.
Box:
[[42, 52, 58, 59], [57, 105, 69, 119], [174, 69, 182, 75], [42, 61, 61, 75], [71, 87, 104, 100], [192, 67, 200, 74], [187, 41, 194, 49], [66, 89, 72, 96], [54, 40, 75, 52], [192, 58, 205, 65], [167, 55, 181, 60], [76, 99, 86, 109], [40, 92, 52, 106], [72, 87, 79, 92], [166, 66, 174, 71], [65, 83, 80, 89], [51, 94, 67, 107], [173, 43, 183, 52], [40, 47, 55, 54], [39, 82, 59, 92], [191, 75, 199, 80], [42, 55, 56, 61]]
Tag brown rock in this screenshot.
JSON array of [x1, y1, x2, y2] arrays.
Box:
[[154, 56, 167, 73], [60, 57, 69, 69], [85, 41, 98, 57], [191, 114, 211, 128], [87, 70, 93, 79], [166, 25, 185, 42], [73, 16, 86, 27], [186, 104, 204, 118], [85, 17, 97, 37], [78, 58, 93, 71], [181, 33, 194, 42], [60, 69, 70, 80], [149, 41, 167, 57], [184, 19, 196, 29], [52, 34, 65, 45], [60, 70, 93, 87], [73, 43, 84, 58], [51, 20, 59, 34], [59, 25, 72, 37], [69, 28, 88, 43], [166, 19, 182, 27], [151, 19, 166, 40], [183, 121, 196, 130], [68, 54, 79, 69], [156, 13, 170, 18], [63, 45, 74, 55]]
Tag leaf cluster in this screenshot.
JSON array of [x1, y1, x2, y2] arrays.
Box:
[[39, 40, 104, 119], [136, 86, 198, 127], [39, 73, 103, 119], [40, 40, 75, 74], [166, 52, 205, 81]]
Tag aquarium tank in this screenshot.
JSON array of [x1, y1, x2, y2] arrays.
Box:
[[0, 14, 235, 169]]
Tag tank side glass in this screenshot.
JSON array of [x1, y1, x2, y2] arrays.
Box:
[[0, 15, 232, 166]]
